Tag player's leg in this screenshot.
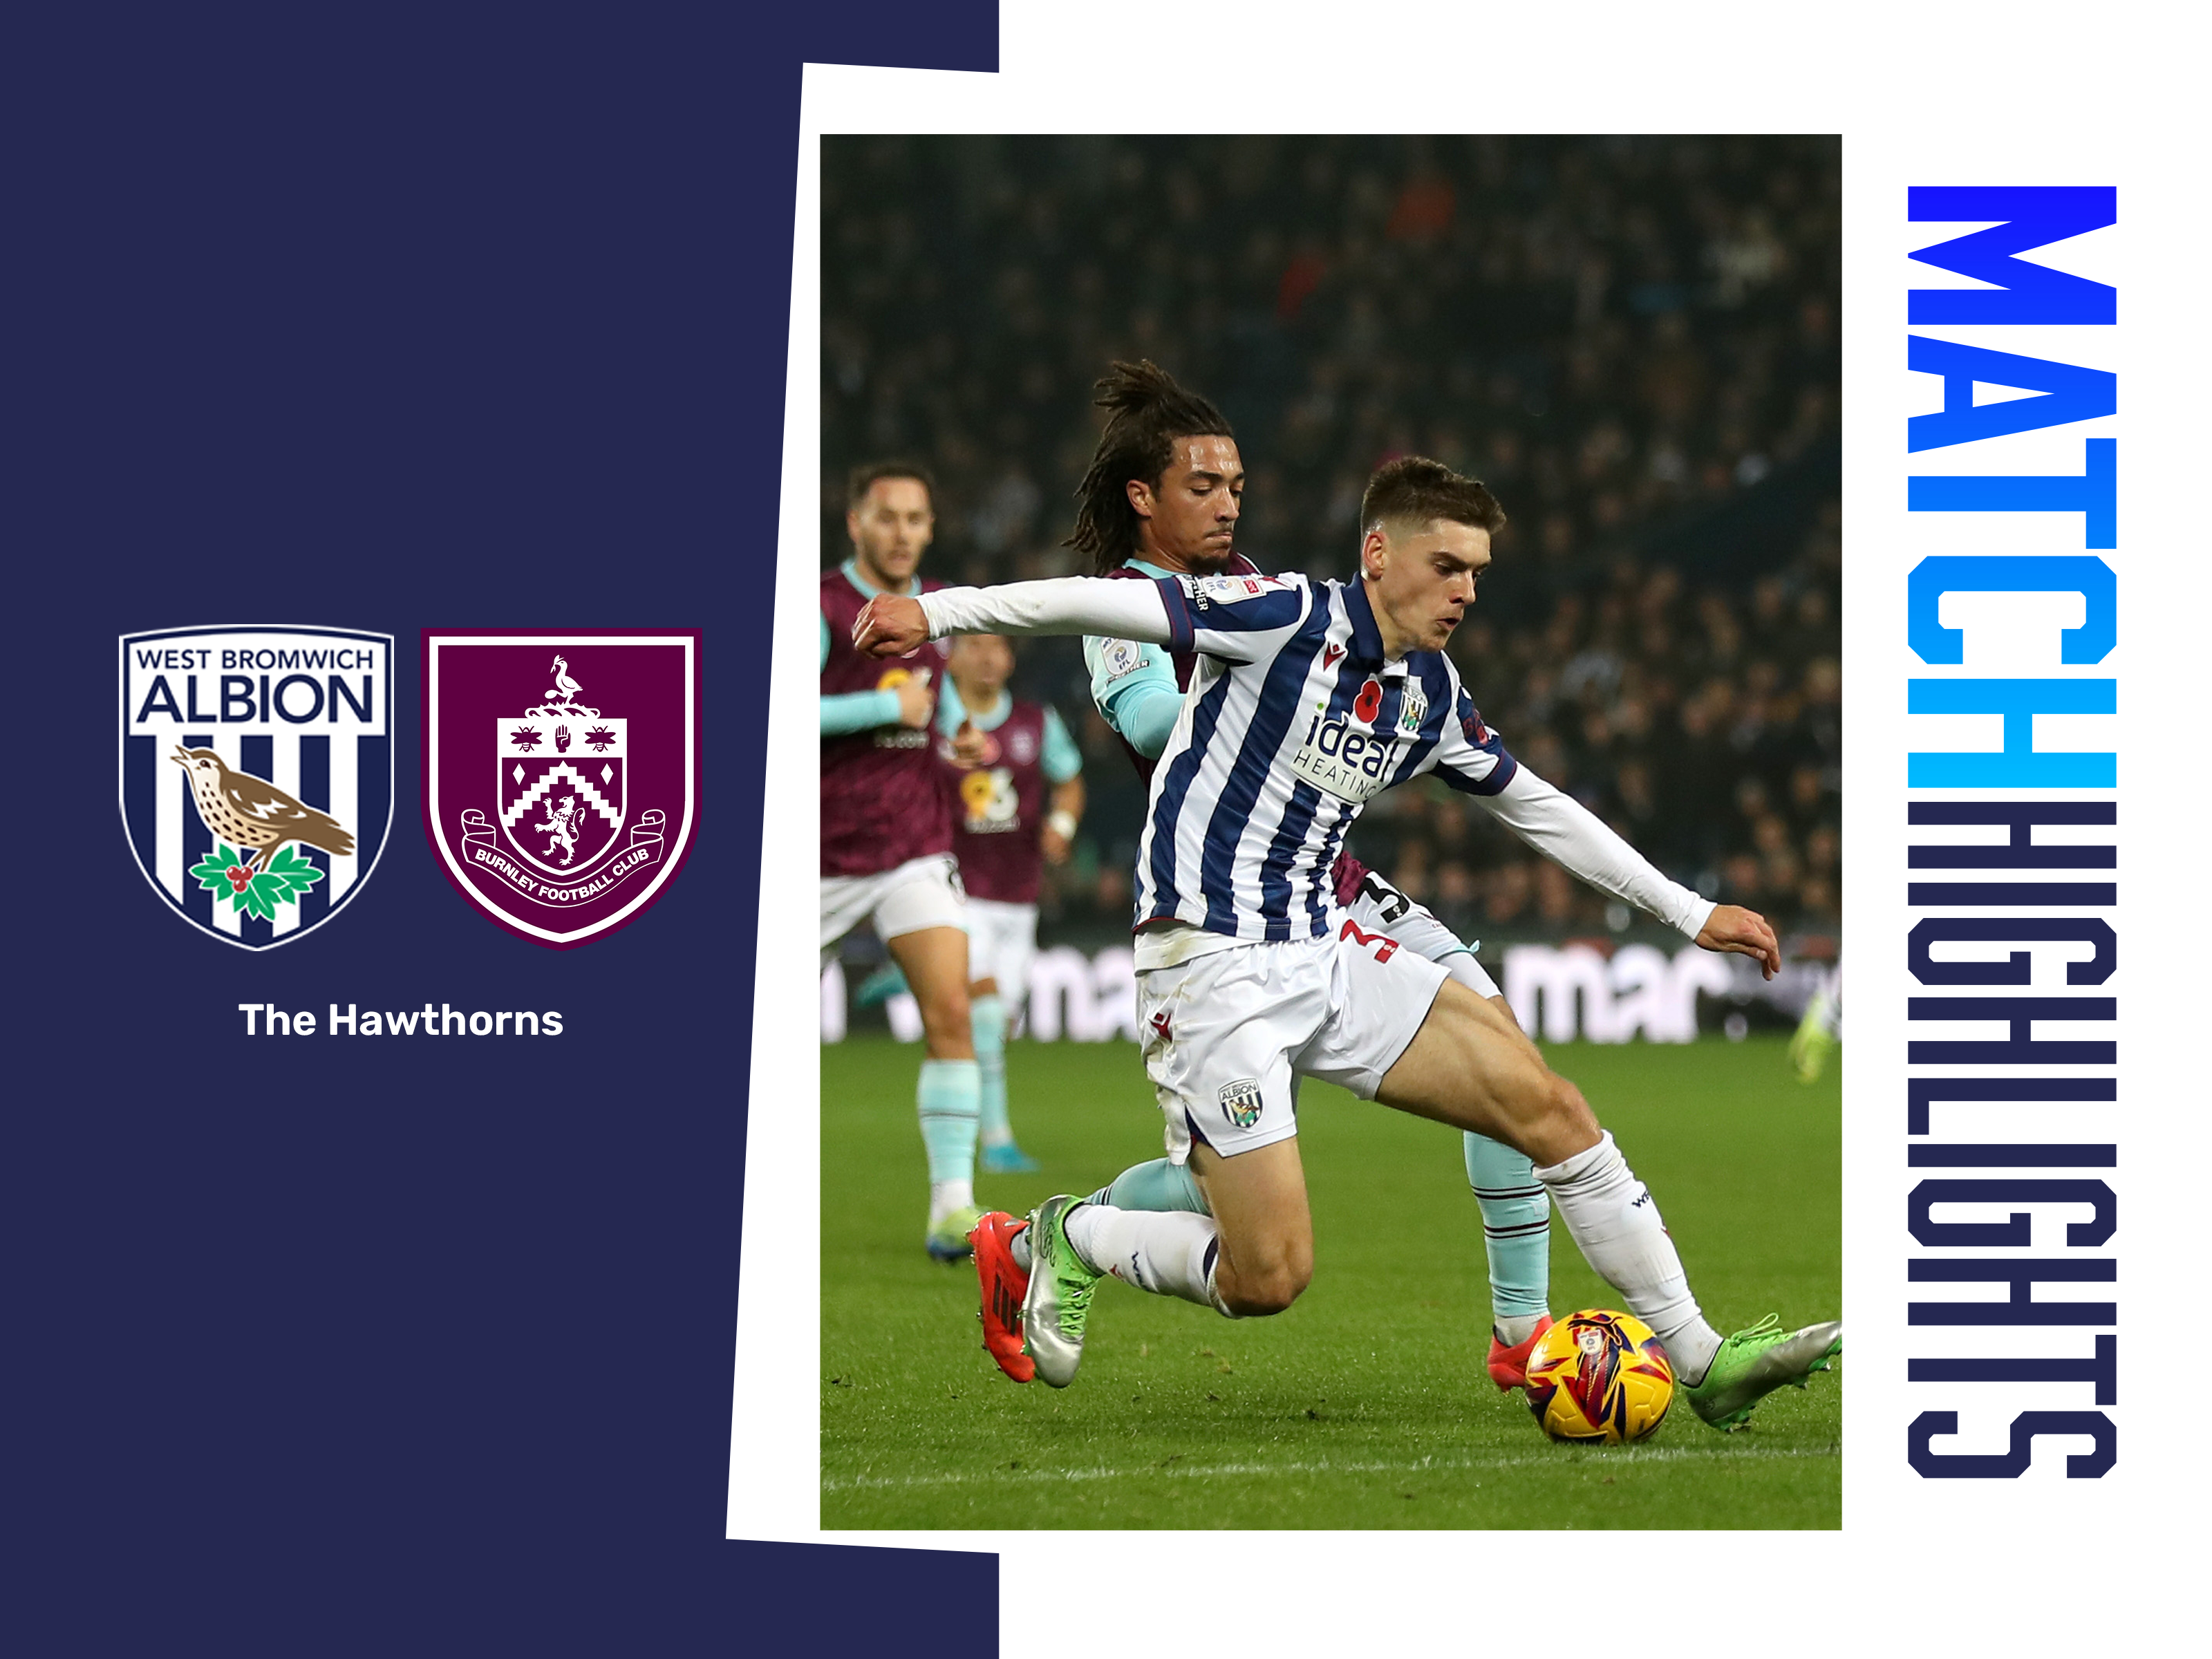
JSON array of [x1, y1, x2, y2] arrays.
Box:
[[999, 1154, 1208, 1280], [1463, 1114, 1554, 1385], [976, 975, 1208, 1379], [1185, 1138, 1311, 1315], [1018, 1141, 1302, 1389], [1009, 942, 1320, 1386], [1373, 980, 1712, 1358], [1085, 1157, 1208, 1213], [968, 898, 1038, 1173], [1371, 976, 1839, 1426], [1340, 868, 1553, 1379], [877, 856, 981, 1260], [1790, 959, 1842, 1083]]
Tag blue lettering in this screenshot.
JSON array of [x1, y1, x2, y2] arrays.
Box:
[[1906, 555, 2115, 665], [1909, 1335, 2117, 1406], [1908, 186, 2116, 325], [329, 675, 373, 723], [1909, 1257, 2115, 1327], [272, 674, 324, 723], [1906, 996, 2115, 1067], [1902, 185, 2122, 1481], [135, 675, 182, 722], [1908, 1410, 2115, 1479], [1908, 438, 2115, 549], [1906, 917, 2115, 986], [1907, 677, 2115, 787], [1908, 1179, 2115, 1248], [1907, 335, 2114, 451]]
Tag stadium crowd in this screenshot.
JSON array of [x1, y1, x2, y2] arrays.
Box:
[[823, 134, 1840, 944]]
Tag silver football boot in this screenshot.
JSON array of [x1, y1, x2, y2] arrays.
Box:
[[1020, 1194, 1104, 1389], [1683, 1315, 1844, 1431]]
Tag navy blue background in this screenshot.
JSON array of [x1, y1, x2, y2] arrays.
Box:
[[17, 7, 999, 1651]]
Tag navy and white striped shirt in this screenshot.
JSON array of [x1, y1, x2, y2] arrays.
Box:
[[1136, 570, 1515, 941]]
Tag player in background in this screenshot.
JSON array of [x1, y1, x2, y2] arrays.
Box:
[[1790, 960, 1842, 1082], [859, 456, 1841, 1431], [820, 461, 984, 1262], [975, 362, 1554, 1391], [933, 632, 1087, 1174]]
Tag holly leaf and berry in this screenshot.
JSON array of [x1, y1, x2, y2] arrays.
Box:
[[187, 842, 328, 921]]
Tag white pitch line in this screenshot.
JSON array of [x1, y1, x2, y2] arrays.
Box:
[[822, 1442, 1837, 1493]]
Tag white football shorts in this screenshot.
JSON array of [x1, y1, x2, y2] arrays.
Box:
[[1341, 870, 1500, 998], [819, 852, 966, 964], [1137, 924, 1450, 1163], [963, 896, 1039, 1011]]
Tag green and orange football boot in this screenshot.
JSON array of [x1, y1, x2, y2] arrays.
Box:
[[1020, 1194, 1103, 1389]]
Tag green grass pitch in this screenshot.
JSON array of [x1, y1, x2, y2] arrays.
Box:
[[821, 1033, 1841, 1530]]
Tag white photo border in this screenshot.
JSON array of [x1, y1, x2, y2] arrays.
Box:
[[743, 3, 2202, 1644]]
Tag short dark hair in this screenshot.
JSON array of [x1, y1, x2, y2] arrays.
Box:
[[847, 459, 935, 509], [1065, 361, 1235, 575], [1359, 456, 1507, 539]]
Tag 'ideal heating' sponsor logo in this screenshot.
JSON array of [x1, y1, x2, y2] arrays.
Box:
[[1288, 694, 1398, 804]]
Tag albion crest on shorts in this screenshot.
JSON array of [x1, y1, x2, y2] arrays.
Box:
[[118, 625, 394, 950], [424, 631, 699, 946], [1219, 1078, 1264, 1130]]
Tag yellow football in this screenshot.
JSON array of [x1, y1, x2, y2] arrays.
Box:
[[1524, 1308, 1676, 1444]]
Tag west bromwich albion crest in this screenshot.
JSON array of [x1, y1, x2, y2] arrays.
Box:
[[118, 625, 394, 950], [1397, 677, 1427, 735], [425, 631, 697, 946]]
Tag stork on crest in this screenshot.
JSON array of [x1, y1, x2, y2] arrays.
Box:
[[524, 652, 600, 720]]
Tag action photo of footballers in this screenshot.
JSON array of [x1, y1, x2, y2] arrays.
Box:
[[970, 361, 1562, 1391], [818, 135, 1841, 1528], [819, 462, 988, 1262], [860, 455, 1838, 1413]]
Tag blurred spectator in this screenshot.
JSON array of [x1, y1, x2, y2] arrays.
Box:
[[825, 135, 1840, 935]]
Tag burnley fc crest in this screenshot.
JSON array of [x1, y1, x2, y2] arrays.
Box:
[[425, 632, 699, 946]]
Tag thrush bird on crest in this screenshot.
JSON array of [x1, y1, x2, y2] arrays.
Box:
[[171, 746, 355, 870]]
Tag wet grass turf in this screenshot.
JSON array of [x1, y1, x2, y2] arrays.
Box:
[[821, 1033, 1841, 1529]]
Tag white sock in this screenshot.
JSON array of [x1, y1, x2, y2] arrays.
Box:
[[929, 1178, 974, 1224], [1064, 1203, 1221, 1310], [1533, 1132, 1723, 1382], [1494, 1313, 1546, 1347]]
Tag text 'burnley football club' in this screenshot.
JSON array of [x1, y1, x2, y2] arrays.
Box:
[[423, 632, 700, 948], [118, 626, 395, 950]]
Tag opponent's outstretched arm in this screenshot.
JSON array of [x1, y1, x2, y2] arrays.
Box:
[[1477, 765, 1780, 977]]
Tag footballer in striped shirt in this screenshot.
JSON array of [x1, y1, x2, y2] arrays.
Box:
[[854, 454, 1841, 1432]]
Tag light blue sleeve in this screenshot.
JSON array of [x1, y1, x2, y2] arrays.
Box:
[[823, 608, 909, 735], [1040, 704, 1082, 782], [821, 688, 901, 737], [934, 679, 968, 739], [1083, 634, 1184, 761]]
